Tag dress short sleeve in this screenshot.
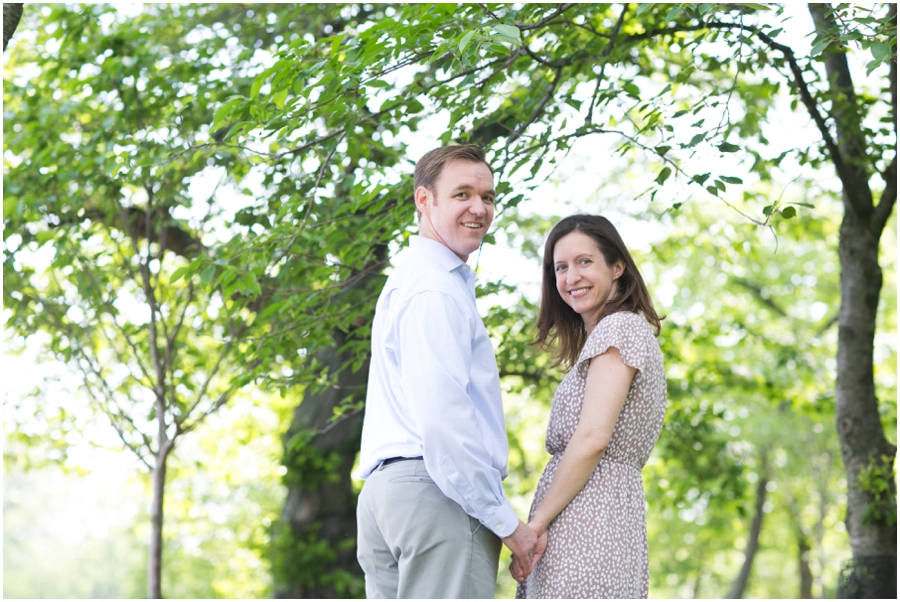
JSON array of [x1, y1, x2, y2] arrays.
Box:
[[576, 311, 655, 376]]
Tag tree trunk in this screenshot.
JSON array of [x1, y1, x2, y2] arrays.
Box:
[[149, 443, 172, 599], [806, 5, 898, 597], [275, 329, 368, 598], [797, 527, 814, 599], [726, 462, 768, 599], [834, 210, 897, 597], [3, 3, 23, 51], [787, 493, 815, 599]]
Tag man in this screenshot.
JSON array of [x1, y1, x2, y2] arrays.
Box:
[[356, 145, 538, 598]]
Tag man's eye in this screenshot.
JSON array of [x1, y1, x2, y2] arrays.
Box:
[[485, 197, 495, 204]]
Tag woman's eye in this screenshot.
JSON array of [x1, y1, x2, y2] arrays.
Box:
[[555, 265, 566, 272]]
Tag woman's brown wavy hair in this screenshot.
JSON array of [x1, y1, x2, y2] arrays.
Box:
[[535, 214, 663, 369]]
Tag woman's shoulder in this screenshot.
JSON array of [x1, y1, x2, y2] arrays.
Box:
[[578, 311, 652, 363], [597, 310, 654, 335]]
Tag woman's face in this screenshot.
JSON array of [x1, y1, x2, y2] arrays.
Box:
[[553, 231, 624, 331]]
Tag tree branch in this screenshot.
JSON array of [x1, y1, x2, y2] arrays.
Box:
[[128, 192, 170, 450], [514, 3, 576, 31], [807, 3, 875, 218], [891, 4, 898, 139], [275, 131, 346, 264], [640, 15, 867, 218], [732, 277, 789, 317], [587, 3, 628, 124], [53, 205, 205, 259], [23, 291, 157, 466], [508, 66, 563, 144], [874, 155, 897, 235]]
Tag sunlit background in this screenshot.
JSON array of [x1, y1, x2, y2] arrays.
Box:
[[4, 3, 896, 599]]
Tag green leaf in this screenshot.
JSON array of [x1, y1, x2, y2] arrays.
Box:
[[623, 83, 641, 98], [655, 166, 673, 185], [406, 98, 425, 114], [810, 39, 830, 57], [272, 89, 288, 109], [250, 74, 265, 98], [718, 141, 740, 153], [720, 176, 743, 184], [781, 206, 797, 219], [636, 4, 653, 16], [170, 266, 189, 284], [706, 185, 719, 197], [655, 146, 671, 156], [492, 24, 520, 45], [666, 6, 683, 21], [458, 30, 476, 53], [762, 205, 775, 216], [200, 265, 216, 286], [688, 132, 706, 147], [692, 173, 711, 185], [715, 179, 726, 192], [866, 58, 883, 76]]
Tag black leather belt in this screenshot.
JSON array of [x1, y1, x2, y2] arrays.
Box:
[[380, 456, 423, 468]]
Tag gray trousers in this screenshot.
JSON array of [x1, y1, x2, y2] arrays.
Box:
[[356, 458, 502, 598]]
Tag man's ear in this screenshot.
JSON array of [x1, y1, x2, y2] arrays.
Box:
[[414, 186, 431, 216]]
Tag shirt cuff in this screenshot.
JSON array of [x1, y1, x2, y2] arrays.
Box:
[[483, 499, 520, 538]]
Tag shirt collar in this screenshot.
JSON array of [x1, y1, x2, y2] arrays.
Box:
[[409, 235, 467, 273]]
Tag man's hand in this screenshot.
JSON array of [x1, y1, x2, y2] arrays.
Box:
[[508, 521, 548, 584], [502, 520, 537, 583]]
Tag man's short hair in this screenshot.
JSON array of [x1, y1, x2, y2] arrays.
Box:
[[413, 145, 492, 221]]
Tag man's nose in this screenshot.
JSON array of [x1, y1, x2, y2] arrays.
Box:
[[468, 197, 487, 215]]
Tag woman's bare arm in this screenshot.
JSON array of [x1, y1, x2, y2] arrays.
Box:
[[528, 347, 636, 534]]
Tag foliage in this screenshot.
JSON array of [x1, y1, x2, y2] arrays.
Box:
[[857, 454, 898, 526], [4, 2, 896, 597], [268, 519, 364, 598]]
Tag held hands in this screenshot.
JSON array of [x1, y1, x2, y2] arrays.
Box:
[[504, 521, 548, 583]]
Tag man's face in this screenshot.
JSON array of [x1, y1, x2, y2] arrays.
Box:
[[415, 159, 495, 262]]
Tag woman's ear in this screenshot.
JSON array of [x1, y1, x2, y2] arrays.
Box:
[[614, 260, 625, 280]]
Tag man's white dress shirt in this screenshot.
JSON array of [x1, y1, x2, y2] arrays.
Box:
[[359, 235, 518, 538]]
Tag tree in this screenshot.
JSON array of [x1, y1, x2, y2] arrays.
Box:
[[2, 3, 337, 596], [211, 3, 894, 595], [6, 3, 895, 597], [4, 3, 401, 596], [3, 3, 23, 51]]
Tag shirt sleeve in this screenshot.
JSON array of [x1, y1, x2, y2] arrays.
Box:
[[577, 312, 654, 376], [394, 290, 519, 538]]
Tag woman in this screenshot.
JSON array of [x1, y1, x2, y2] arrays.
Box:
[[515, 214, 666, 598]]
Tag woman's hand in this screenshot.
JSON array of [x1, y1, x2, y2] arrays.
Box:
[[509, 522, 548, 583], [529, 522, 548, 573]]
